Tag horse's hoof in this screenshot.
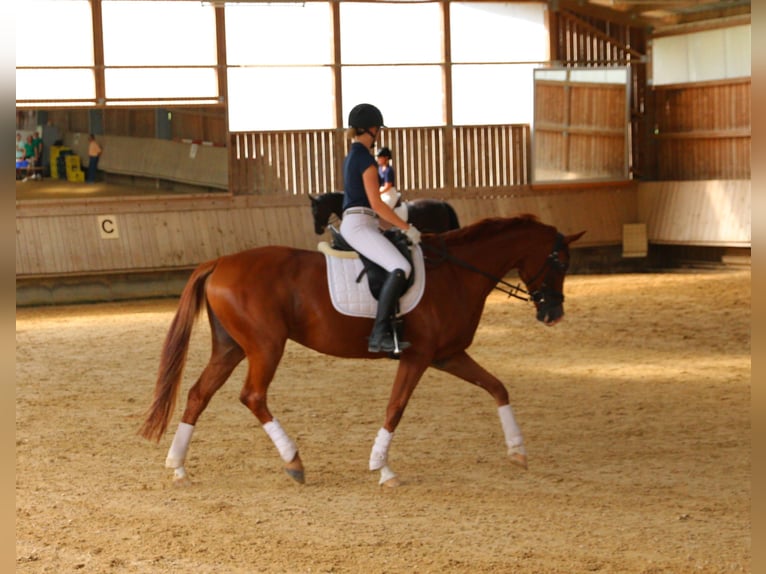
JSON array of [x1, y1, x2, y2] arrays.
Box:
[[285, 467, 305, 484], [380, 476, 401, 488], [509, 452, 528, 470], [378, 464, 399, 487], [172, 475, 192, 487], [284, 454, 305, 484], [171, 466, 192, 486]]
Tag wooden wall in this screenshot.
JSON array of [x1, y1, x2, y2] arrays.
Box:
[[15, 183, 636, 278], [638, 180, 750, 246], [550, 8, 648, 181], [534, 81, 628, 180], [44, 107, 228, 145], [649, 79, 751, 180], [62, 133, 228, 190]]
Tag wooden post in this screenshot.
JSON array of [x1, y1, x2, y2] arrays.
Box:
[[331, 1, 345, 192], [441, 1, 454, 190]]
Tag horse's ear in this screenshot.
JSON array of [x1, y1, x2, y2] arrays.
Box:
[[564, 231, 586, 245], [309, 195, 317, 204]]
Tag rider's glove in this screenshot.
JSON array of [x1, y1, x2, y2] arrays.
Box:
[[404, 225, 421, 245]]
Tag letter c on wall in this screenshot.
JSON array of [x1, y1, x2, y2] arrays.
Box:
[[97, 215, 120, 239]]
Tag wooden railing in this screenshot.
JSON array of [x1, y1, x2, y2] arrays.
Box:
[[229, 124, 531, 196]]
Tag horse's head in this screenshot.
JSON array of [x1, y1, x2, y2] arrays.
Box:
[[309, 192, 344, 235], [309, 195, 327, 235], [520, 229, 585, 326]]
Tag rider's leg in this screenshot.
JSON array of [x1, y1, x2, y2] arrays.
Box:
[[368, 268, 409, 353], [340, 212, 413, 353]]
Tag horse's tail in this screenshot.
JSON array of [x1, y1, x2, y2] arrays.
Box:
[[445, 202, 460, 230], [139, 259, 218, 442]]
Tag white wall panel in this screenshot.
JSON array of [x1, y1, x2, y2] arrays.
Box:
[[652, 25, 751, 85]]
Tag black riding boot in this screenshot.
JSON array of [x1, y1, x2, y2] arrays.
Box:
[[368, 269, 411, 353]]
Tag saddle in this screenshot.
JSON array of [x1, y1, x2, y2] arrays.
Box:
[[328, 225, 415, 300]]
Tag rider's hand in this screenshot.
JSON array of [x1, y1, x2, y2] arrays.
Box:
[[404, 225, 421, 245]]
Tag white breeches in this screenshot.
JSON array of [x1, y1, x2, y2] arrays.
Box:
[[340, 212, 411, 276]]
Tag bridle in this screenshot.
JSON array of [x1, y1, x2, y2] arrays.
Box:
[[518, 233, 569, 319], [420, 232, 568, 307]]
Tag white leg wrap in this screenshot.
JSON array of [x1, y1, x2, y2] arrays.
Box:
[[369, 427, 393, 471], [498, 404, 526, 455], [165, 422, 195, 469], [263, 419, 298, 463]]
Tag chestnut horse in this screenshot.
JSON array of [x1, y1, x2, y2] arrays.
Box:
[[309, 191, 460, 235], [140, 215, 584, 487]]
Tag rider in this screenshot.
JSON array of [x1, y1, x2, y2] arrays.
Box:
[[376, 147, 400, 209], [340, 103, 421, 354]]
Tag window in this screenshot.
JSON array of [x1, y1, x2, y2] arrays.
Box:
[[226, 2, 333, 130], [15, 0, 95, 103], [101, 1, 218, 104]]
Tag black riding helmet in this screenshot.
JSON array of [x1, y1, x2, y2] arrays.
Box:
[[376, 147, 392, 159], [348, 103, 385, 129]]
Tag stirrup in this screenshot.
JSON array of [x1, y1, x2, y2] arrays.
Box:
[[368, 325, 411, 354], [368, 335, 410, 354], [389, 322, 410, 354]]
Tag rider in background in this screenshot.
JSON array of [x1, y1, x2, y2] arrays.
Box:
[[377, 147, 400, 209], [340, 103, 421, 353]]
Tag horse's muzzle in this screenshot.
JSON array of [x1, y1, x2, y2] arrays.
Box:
[[533, 288, 564, 326], [537, 305, 564, 326]]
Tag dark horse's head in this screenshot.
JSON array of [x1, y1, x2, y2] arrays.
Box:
[[518, 223, 585, 326], [309, 192, 344, 235], [309, 195, 326, 235]]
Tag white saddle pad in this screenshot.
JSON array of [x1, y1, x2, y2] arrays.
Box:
[[321, 243, 425, 318]]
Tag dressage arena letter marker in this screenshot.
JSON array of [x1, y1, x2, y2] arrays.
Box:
[[97, 215, 120, 239]]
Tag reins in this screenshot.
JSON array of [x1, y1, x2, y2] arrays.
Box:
[[420, 238, 530, 301], [419, 231, 567, 303]]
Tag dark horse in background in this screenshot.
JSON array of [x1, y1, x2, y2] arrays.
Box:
[[140, 215, 584, 487], [310, 191, 460, 235]]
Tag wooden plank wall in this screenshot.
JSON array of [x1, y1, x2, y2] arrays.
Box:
[[231, 130, 344, 195], [62, 133, 228, 190], [15, 183, 637, 277], [652, 79, 751, 180], [534, 81, 627, 179], [46, 107, 228, 145], [637, 180, 750, 246]]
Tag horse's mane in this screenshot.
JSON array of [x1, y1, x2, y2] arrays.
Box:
[[435, 214, 546, 246]]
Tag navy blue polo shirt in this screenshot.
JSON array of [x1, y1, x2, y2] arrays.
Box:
[[342, 141, 376, 210], [378, 164, 395, 188]]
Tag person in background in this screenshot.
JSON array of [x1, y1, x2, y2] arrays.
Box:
[[340, 103, 421, 354], [376, 146, 400, 209], [16, 133, 27, 180], [32, 131, 43, 174], [15, 132, 24, 160], [21, 134, 39, 181], [86, 134, 102, 183]]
